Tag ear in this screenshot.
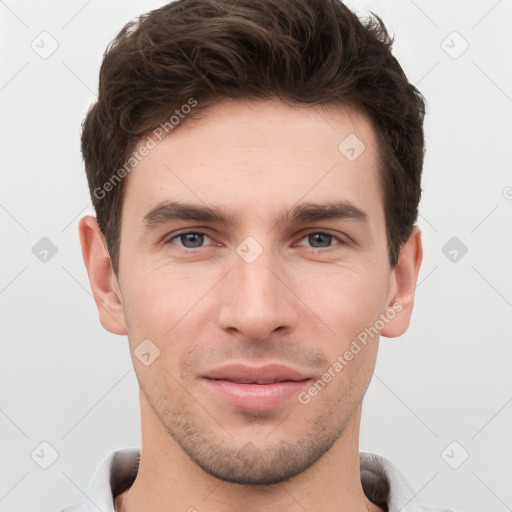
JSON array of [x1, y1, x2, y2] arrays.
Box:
[[79, 216, 127, 335], [380, 225, 423, 338]]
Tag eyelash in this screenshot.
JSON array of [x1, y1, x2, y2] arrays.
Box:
[[165, 230, 346, 251]]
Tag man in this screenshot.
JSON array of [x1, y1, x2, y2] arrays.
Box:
[[64, 0, 455, 510]]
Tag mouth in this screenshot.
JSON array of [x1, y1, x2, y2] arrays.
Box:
[[202, 363, 310, 382], [208, 377, 303, 384], [201, 364, 311, 410]]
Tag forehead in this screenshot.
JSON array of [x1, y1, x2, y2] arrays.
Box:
[[123, 98, 383, 227]]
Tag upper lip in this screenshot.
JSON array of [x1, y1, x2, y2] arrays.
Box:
[[202, 363, 310, 384]]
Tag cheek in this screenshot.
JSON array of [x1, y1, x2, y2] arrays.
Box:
[[120, 264, 217, 358], [122, 261, 191, 315], [290, 262, 389, 340]]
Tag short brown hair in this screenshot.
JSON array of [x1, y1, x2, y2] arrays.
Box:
[[82, 0, 426, 275]]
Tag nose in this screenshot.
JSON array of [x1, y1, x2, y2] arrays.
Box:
[[217, 243, 299, 342]]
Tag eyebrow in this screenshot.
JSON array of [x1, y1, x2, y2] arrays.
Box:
[[141, 200, 369, 230]]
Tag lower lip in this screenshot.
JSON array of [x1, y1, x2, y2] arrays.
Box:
[[202, 378, 311, 410]]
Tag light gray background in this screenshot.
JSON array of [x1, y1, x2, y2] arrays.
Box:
[[1, 1, 511, 511]]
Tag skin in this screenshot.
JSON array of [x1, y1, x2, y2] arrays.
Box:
[[80, 98, 423, 512]]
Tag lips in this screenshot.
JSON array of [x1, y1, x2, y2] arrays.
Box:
[[202, 363, 310, 384], [201, 364, 311, 410], [219, 378, 289, 384]]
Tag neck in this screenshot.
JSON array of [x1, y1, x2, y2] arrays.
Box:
[[120, 397, 383, 512]]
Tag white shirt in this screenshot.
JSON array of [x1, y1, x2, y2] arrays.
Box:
[[61, 448, 457, 512]]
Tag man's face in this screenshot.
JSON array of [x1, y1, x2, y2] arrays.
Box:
[[115, 99, 398, 484]]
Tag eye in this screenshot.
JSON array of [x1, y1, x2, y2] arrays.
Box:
[[167, 231, 212, 249], [296, 232, 344, 249]]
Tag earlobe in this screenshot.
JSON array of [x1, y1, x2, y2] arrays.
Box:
[[79, 216, 128, 335], [380, 225, 423, 338]]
